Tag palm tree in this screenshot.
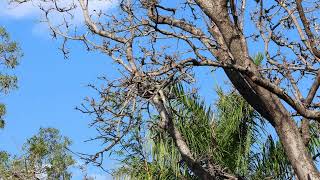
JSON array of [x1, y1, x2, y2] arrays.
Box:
[[113, 84, 320, 179]]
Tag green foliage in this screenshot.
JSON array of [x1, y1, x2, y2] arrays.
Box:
[[0, 128, 75, 180], [253, 136, 292, 179], [173, 84, 215, 161], [0, 27, 20, 69], [306, 121, 320, 165], [0, 103, 6, 129], [0, 74, 17, 93], [0, 151, 10, 168], [213, 88, 257, 176], [0, 26, 22, 129], [114, 133, 189, 180], [0, 26, 21, 93], [113, 85, 297, 179], [253, 53, 264, 66]]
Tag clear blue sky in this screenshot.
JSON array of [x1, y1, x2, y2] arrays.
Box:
[[0, 3, 120, 178]]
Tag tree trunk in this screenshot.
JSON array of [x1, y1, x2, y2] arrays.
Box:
[[226, 70, 319, 180], [194, 0, 320, 179]]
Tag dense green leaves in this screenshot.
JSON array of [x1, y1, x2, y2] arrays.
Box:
[[253, 136, 292, 179], [0, 128, 75, 180], [253, 53, 264, 66], [214, 88, 257, 176], [113, 85, 297, 179], [0, 26, 21, 93]]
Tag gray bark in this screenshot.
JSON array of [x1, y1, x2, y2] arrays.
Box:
[[194, 0, 320, 179]]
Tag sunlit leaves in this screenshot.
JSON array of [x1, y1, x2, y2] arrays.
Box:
[[0, 27, 21, 93], [0, 128, 75, 180], [253, 53, 264, 66], [114, 85, 297, 179], [0, 26, 22, 129], [0, 27, 21, 69]]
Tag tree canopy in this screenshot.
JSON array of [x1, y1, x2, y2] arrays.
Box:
[[0, 128, 75, 180], [0, 26, 21, 129], [7, 0, 320, 179], [113, 85, 293, 179]]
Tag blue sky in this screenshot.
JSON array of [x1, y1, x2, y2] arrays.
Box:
[[0, 1, 121, 179]]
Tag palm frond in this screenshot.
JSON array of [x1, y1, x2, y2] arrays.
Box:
[[113, 84, 297, 179]]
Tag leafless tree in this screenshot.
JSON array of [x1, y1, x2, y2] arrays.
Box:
[[12, 0, 320, 179]]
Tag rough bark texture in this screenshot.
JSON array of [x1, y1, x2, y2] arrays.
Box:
[[195, 0, 320, 179]]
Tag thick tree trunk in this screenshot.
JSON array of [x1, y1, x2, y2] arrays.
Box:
[[226, 70, 319, 180], [194, 0, 320, 179]]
